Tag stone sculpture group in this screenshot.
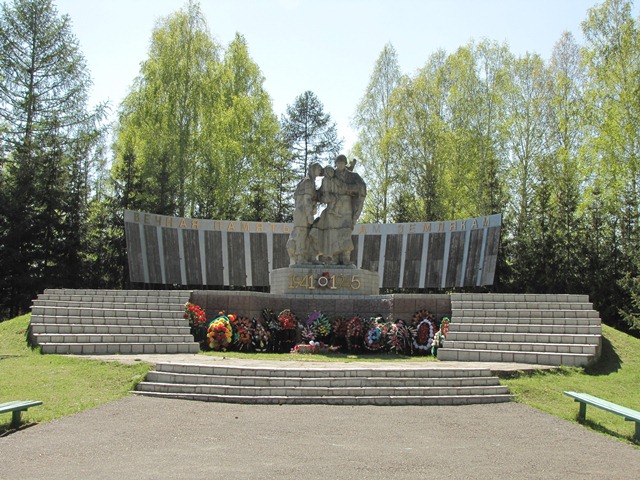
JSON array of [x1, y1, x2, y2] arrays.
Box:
[[287, 154, 366, 266]]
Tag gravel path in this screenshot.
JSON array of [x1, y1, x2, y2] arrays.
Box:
[[2, 395, 638, 479]]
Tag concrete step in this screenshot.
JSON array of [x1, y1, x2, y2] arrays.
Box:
[[446, 331, 601, 345], [32, 299, 187, 311], [146, 371, 503, 388], [135, 381, 510, 398], [437, 347, 593, 367], [154, 363, 494, 379], [451, 293, 590, 303], [454, 309, 600, 319], [451, 301, 594, 310], [43, 288, 191, 298], [40, 342, 200, 355], [443, 340, 598, 355], [454, 323, 601, 335], [133, 362, 512, 406], [29, 315, 187, 327], [31, 306, 182, 319], [38, 292, 189, 302], [32, 333, 195, 344], [131, 391, 514, 406], [452, 315, 599, 326], [28, 323, 191, 335]]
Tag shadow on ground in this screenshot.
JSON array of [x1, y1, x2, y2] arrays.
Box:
[[584, 335, 621, 376]]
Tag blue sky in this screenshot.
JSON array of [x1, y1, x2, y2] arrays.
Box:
[[55, 0, 635, 150]]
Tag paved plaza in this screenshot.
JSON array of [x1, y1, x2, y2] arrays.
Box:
[[1, 356, 638, 479]]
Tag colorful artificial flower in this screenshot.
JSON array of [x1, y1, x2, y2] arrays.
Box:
[[278, 309, 298, 330], [364, 317, 387, 352], [346, 315, 364, 351], [412, 310, 436, 354], [207, 313, 233, 351], [230, 315, 253, 351], [312, 313, 331, 337], [184, 302, 207, 328], [251, 318, 270, 352], [387, 320, 415, 355]]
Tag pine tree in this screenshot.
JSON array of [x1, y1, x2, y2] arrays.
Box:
[[281, 90, 342, 179], [0, 0, 104, 318]]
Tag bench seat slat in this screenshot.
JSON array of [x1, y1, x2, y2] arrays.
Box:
[[564, 392, 640, 421], [0, 400, 43, 414]]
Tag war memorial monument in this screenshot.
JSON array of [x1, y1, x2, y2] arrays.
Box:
[[29, 154, 602, 408]]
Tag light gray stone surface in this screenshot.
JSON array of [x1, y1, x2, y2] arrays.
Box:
[[289, 155, 366, 266]]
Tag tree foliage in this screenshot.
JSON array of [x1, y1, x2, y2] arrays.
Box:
[[349, 0, 640, 332], [112, 2, 281, 223], [3, 0, 640, 336], [0, 0, 104, 318], [353, 43, 402, 223], [281, 90, 342, 178]]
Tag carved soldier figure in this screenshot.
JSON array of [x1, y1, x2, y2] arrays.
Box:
[[286, 163, 322, 265], [308, 155, 366, 265]]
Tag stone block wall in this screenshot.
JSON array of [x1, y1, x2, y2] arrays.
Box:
[[190, 291, 452, 323]]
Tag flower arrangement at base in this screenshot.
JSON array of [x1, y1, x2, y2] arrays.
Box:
[[184, 302, 207, 328], [412, 309, 436, 354], [346, 315, 364, 352], [276, 309, 298, 352], [431, 317, 451, 356], [207, 313, 233, 351], [262, 308, 280, 333], [290, 341, 340, 355], [329, 315, 348, 348], [301, 324, 316, 343], [387, 320, 415, 355], [278, 309, 298, 330], [230, 315, 253, 351], [312, 313, 331, 339], [251, 318, 270, 352], [364, 317, 387, 352]]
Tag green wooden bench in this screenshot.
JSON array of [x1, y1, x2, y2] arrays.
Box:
[[0, 400, 43, 428], [564, 391, 640, 440]]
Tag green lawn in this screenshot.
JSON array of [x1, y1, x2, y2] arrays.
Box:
[[503, 324, 640, 445], [2, 314, 638, 446], [0, 315, 151, 433]]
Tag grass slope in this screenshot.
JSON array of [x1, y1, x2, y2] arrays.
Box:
[[0, 315, 151, 433], [503, 324, 640, 445]]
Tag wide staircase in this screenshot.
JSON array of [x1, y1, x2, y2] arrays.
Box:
[[29, 289, 199, 354], [438, 293, 602, 366], [133, 362, 513, 405]]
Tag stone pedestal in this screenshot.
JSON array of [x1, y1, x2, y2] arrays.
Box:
[[270, 266, 379, 296]]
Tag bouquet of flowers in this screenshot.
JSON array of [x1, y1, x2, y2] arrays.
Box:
[[301, 324, 316, 343], [251, 318, 270, 352], [278, 309, 298, 330], [431, 317, 451, 356], [291, 341, 340, 355], [262, 308, 280, 333], [346, 315, 364, 351], [387, 320, 415, 355], [312, 314, 331, 338], [329, 315, 348, 348], [184, 302, 207, 328], [364, 317, 387, 352], [411, 309, 436, 354], [207, 314, 233, 351], [230, 315, 253, 351]]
